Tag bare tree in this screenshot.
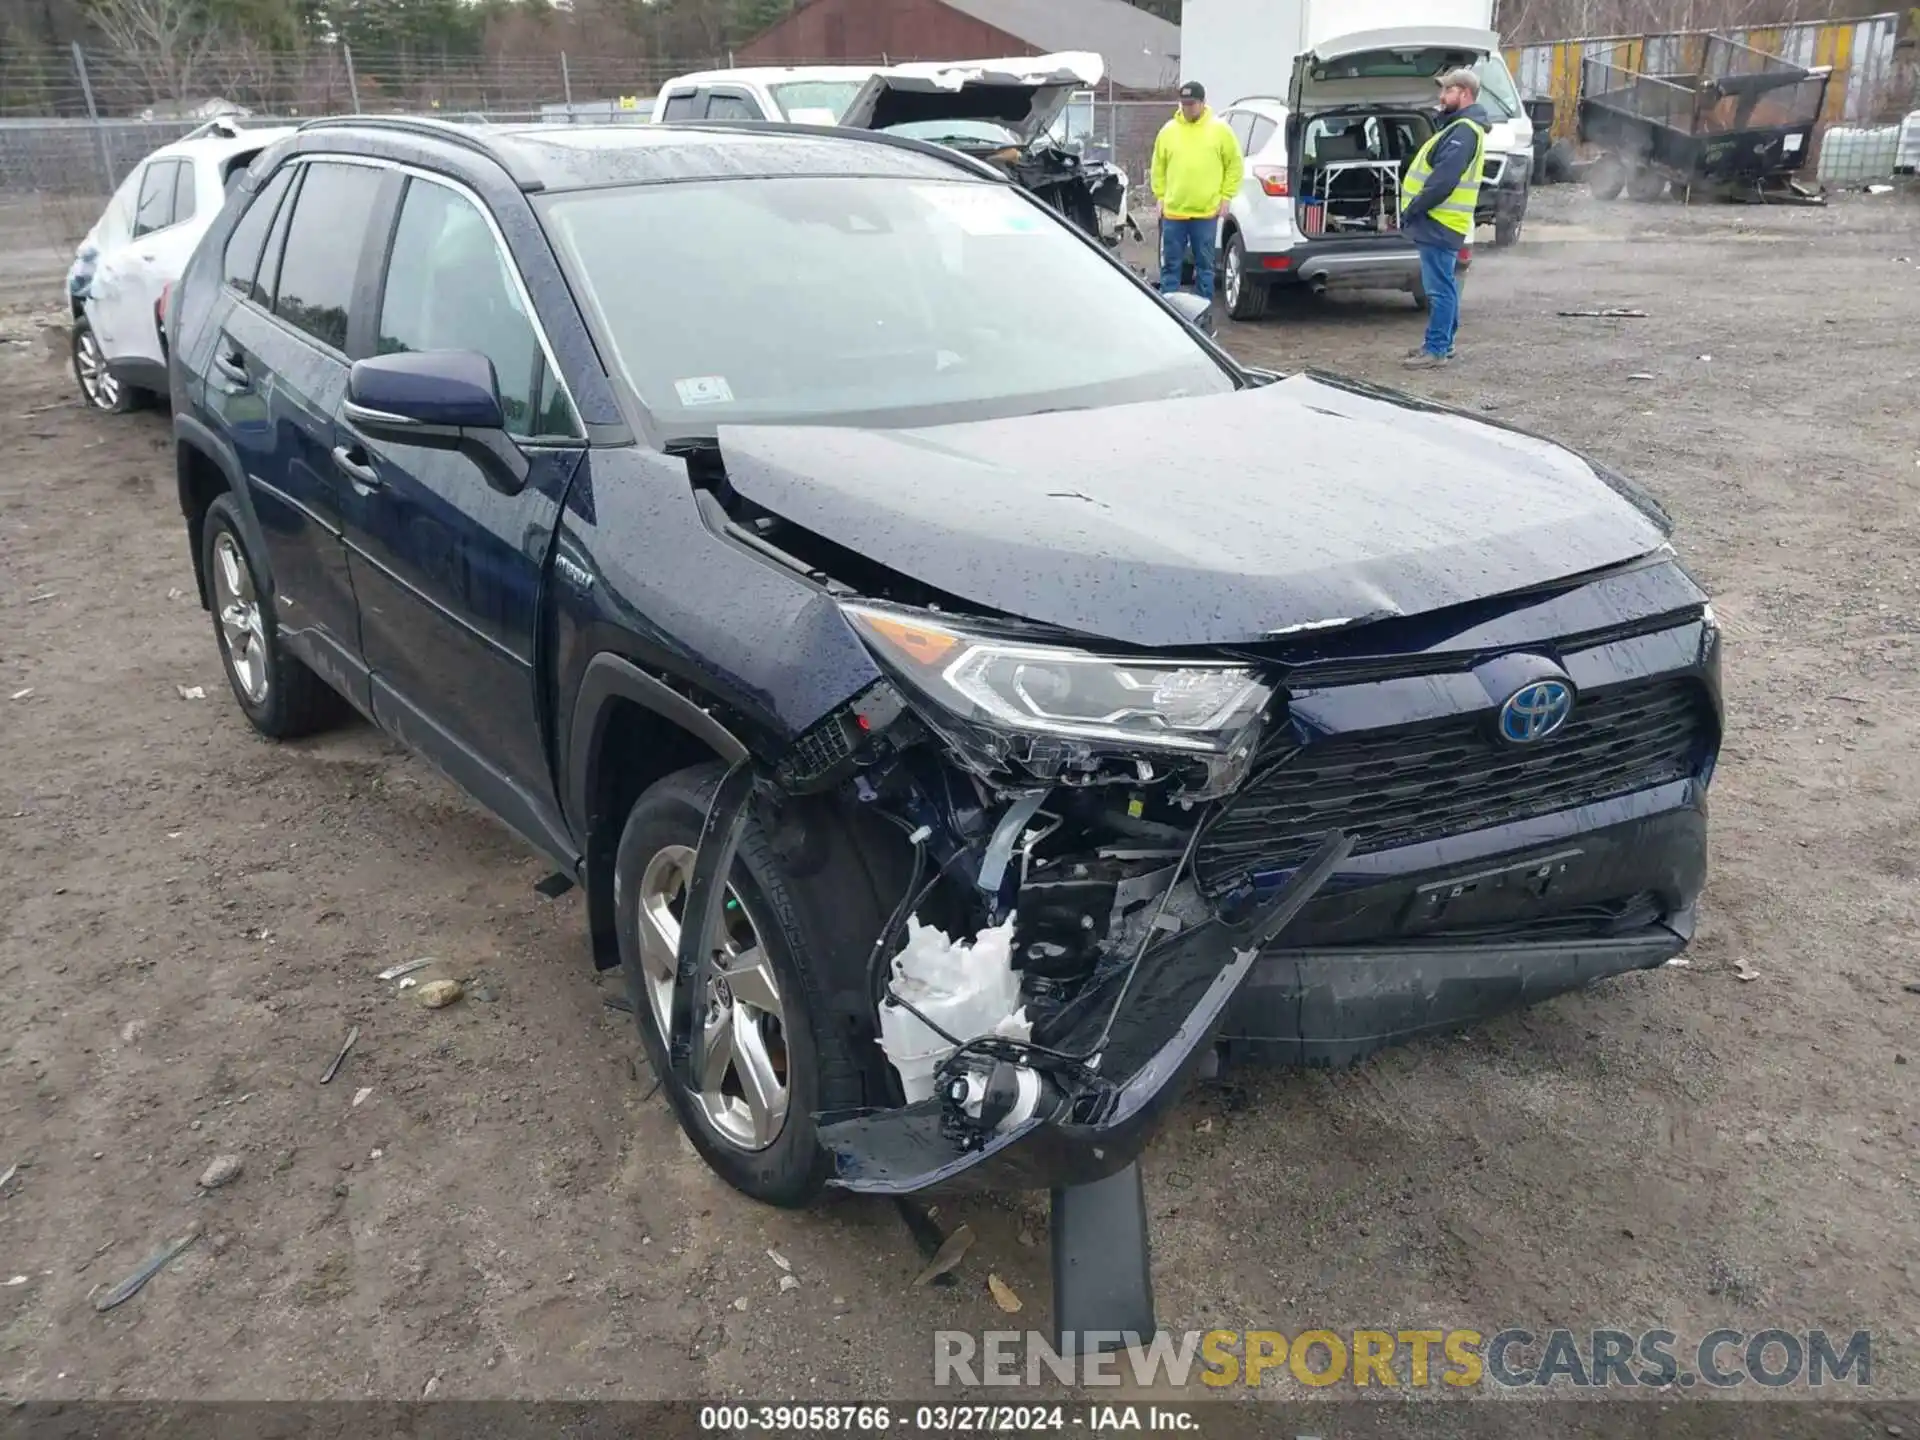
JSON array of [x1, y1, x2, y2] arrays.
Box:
[[87, 0, 217, 102], [1495, 0, 1870, 43]]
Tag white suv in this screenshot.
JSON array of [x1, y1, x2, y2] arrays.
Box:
[[1212, 27, 1530, 321], [67, 119, 294, 412]]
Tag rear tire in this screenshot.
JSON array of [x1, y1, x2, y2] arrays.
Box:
[[201, 494, 348, 739], [72, 317, 146, 414], [615, 763, 875, 1208], [1589, 155, 1627, 201], [1221, 233, 1268, 321], [1493, 214, 1524, 248], [1626, 167, 1669, 202]]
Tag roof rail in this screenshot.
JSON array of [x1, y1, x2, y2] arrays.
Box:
[[658, 118, 1008, 184], [296, 114, 545, 190], [1228, 94, 1288, 108]]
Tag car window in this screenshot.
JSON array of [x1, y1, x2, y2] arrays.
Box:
[[223, 163, 296, 302], [1225, 112, 1256, 151], [660, 89, 700, 120], [132, 160, 179, 237], [1248, 116, 1278, 155], [255, 164, 303, 310], [704, 91, 762, 120], [94, 168, 144, 248], [377, 178, 578, 441], [172, 159, 198, 227], [768, 79, 866, 122], [271, 161, 384, 352], [542, 176, 1236, 437]]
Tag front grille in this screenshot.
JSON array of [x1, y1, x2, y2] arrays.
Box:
[[1197, 677, 1712, 892]]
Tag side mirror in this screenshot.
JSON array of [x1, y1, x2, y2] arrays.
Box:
[[343, 349, 529, 495], [1164, 291, 1216, 337]]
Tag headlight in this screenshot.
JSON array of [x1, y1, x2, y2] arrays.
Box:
[[843, 604, 1273, 770]]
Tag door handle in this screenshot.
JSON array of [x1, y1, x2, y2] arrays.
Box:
[[212, 341, 249, 387], [332, 444, 383, 490]]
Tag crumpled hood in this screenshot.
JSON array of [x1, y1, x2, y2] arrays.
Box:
[[715, 374, 1672, 649], [839, 52, 1103, 143]]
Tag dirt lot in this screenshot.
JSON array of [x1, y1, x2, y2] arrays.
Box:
[[2, 187, 1919, 1412]]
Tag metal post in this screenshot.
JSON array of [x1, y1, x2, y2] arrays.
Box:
[[560, 51, 574, 121], [343, 43, 362, 113], [70, 43, 114, 196]]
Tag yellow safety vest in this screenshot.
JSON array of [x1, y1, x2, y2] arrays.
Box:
[[1400, 117, 1487, 237]]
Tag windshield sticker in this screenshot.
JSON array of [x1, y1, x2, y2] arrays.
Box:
[[915, 185, 1046, 236], [674, 375, 735, 406], [786, 107, 838, 125]]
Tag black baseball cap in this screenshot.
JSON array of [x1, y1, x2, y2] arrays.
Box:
[[1179, 81, 1205, 101]]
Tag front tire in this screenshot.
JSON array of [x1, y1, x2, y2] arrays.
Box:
[[201, 494, 346, 739], [1221, 233, 1268, 321], [615, 763, 872, 1208], [72, 317, 144, 414], [1589, 155, 1627, 201], [1494, 213, 1524, 247]]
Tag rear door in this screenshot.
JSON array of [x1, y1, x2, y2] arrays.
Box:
[[88, 157, 182, 364], [333, 172, 583, 864], [215, 156, 395, 709]]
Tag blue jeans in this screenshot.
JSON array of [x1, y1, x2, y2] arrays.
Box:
[[1418, 242, 1460, 357], [1160, 217, 1217, 301]]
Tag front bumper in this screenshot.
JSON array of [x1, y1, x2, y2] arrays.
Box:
[[1477, 161, 1532, 227]]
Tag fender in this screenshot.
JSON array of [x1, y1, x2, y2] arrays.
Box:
[[566, 653, 751, 971], [565, 651, 750, 848], [174, 411, 270, 609]]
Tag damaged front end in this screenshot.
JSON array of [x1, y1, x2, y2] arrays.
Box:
[[976, 140, 1138, 248], [666, 584, 1335, 1196]]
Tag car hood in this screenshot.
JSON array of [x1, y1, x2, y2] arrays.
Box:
[[839, 52, 1104, 143], [714, 374, 1674, 649]]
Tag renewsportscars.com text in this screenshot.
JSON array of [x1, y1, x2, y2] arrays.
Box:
[[935, 1328, 1873, 1390]]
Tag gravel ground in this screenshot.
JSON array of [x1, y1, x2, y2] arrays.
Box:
[[1, 186, 1918, 1414]]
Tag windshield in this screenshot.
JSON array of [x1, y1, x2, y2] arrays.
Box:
[[1473, 55, 1522, 120], [881, 119, 1022, 146], [769, 79, 867, 122], [540, 176, 1232, 436]]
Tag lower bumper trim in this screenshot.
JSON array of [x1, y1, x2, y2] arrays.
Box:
[[1223, 927, 1687, 1070]]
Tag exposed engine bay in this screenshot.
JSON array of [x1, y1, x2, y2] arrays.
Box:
[[838, 51, 1141, 249], [670, 677, 1350, 1182]]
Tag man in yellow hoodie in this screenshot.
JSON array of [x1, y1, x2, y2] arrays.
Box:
[[1150, 81, 1245, 305]]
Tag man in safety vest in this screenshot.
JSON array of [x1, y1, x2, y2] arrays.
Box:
[[1149, 80, 1245, 306], [1400, 68, 1490, 369]]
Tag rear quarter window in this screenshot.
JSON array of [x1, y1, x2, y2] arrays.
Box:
[[223, 164, 296, 302]]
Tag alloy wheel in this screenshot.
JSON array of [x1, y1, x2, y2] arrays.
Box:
[[75, 329, 119, 410], [635, 844, 790, 1151], [212, 532, 269, 704]]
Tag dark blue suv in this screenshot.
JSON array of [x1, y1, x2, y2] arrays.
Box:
[[169, 117, 1720, 1208]]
